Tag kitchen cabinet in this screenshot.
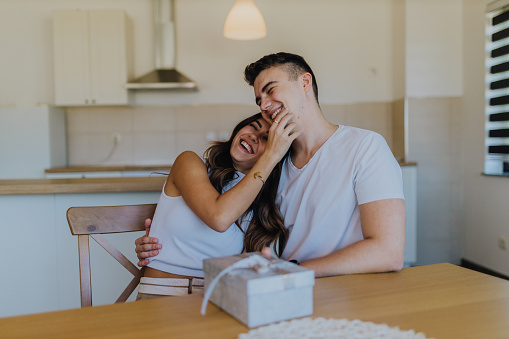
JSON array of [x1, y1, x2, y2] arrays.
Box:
[[52, 10, 133, 106], [0, 190, 160, 318]]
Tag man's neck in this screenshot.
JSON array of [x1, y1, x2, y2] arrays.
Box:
[[290, 111, 338, 169]]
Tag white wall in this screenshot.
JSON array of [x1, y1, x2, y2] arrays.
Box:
[[0, 106, 67, 178], [0, 0, 425, 109], [172, 0, 396, 106], [462, 0, 509, 276], [406, 0, 463, 98], [392, 0, 406, 100], [0, 0, 464, 105]]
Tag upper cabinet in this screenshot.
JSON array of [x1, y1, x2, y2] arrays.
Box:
[[52, 10, 133, 106]]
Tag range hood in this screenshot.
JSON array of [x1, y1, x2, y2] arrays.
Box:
[[126, 0, 197, 90]]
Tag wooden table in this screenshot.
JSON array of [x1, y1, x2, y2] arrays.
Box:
[[2, 263, 509, 338]]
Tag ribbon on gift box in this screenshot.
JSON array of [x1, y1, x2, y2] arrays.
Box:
[[201, 254, 284, 315]]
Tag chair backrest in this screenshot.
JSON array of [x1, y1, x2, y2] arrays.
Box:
[[67, 203, 157, 307]]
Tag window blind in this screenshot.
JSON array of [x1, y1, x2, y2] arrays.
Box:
[[485, 0, 509, 174]]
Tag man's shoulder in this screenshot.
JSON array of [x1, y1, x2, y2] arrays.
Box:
[[334, 125, 385, 145], [340, 125, 381, 137], [323, 126, 391, 164]]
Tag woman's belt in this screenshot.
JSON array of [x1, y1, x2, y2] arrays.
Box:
[[139, 276, 204, 296]]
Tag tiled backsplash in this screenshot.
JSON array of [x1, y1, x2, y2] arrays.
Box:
[[66, 103, 399, 166]]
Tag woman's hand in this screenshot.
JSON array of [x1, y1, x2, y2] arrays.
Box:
[[134, 218, 162, 267], [262, 111, 300, 163]]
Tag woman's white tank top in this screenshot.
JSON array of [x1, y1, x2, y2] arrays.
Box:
[[147, 172, 247, 278]]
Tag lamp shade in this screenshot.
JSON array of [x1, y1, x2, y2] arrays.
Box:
[[224, 0, 266, 40]]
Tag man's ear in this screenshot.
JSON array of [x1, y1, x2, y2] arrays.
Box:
[[301, 72, 313, 92]]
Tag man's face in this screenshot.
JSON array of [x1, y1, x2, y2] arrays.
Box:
[[253, 66, 304, 125]]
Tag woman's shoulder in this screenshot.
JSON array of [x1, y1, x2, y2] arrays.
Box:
[[174, 151, 203, 164], [172, 151, 207, 172]]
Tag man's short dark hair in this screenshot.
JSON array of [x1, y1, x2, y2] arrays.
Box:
[[244, 52, 319, 104]]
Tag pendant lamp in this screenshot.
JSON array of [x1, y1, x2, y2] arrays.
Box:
[[224, 0, 266, 40]]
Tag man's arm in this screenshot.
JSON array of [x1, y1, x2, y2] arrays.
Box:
[[299, 198, 406, 278], [134, 218, 162, 267]]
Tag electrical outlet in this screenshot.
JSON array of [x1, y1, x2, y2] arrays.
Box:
[[205, 131, 216, 142], [498, 237, 507, 250], [111, 133, 121, 145], [219, 131, 230, 141]]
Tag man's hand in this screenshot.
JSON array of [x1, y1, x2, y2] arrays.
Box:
[[260, 247, 273, 259], [135, 218, 162, 267]]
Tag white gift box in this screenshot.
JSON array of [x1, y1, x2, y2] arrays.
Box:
[[202, 253, 315, 328]]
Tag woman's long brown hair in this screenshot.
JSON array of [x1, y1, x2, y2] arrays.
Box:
[[203, 113, 288, 257]]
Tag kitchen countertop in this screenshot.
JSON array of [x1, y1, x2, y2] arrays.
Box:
[[0, 176, 167, 195], [45, 162, 416, 174], [44, 165, 171, 173], [3, 162, 416, 196]]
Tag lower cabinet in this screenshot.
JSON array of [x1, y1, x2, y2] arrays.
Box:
[[0, 192, 160, 318]]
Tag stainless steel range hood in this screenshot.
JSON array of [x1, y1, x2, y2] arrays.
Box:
[[126, 0, 197, 90]]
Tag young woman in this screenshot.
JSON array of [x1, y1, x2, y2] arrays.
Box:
[[137, 111, 299, 299]]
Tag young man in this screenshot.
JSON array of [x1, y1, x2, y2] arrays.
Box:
[[136, 52, 406, 278]]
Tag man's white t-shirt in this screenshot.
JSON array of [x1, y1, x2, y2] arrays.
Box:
[[278, 125, 405, 262]]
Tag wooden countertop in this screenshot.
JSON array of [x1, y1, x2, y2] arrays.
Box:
[[45, 165, 171, 173], [0, 176, 167, 195], [45, 162, 416, 174], [4, 161, 416, 196]]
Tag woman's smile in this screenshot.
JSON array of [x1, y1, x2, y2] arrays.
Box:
[[240, 139, 253, 154], [230, 118, 270, 173]]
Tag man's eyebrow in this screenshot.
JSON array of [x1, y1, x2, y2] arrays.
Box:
[[254, 120, 262, 128], [261, 81, 276, 94], [255, 81, 277, 106]]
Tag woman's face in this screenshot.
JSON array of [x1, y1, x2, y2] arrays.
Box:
[[230, 118, 271, 174]]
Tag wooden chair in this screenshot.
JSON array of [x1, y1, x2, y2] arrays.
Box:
[[67, 204, 157, 307]]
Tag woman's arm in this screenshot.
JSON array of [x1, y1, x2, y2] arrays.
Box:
[[171, 114, 299, 232]]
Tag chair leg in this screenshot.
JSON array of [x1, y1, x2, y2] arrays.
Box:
[[78, 235, 92, 307]]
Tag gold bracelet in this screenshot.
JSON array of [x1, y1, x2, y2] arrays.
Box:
[[253, 171, 265, 184]]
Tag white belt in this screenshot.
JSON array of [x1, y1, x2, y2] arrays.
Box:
[[139, 277, 204, 296]]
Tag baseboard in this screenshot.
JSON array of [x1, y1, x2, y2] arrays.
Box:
[[460, 259, 509, 280]]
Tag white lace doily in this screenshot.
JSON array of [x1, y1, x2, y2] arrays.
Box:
[[238, 317, 431, 339]]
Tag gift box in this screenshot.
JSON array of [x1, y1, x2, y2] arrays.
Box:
[[202, 253, 315, 328]]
